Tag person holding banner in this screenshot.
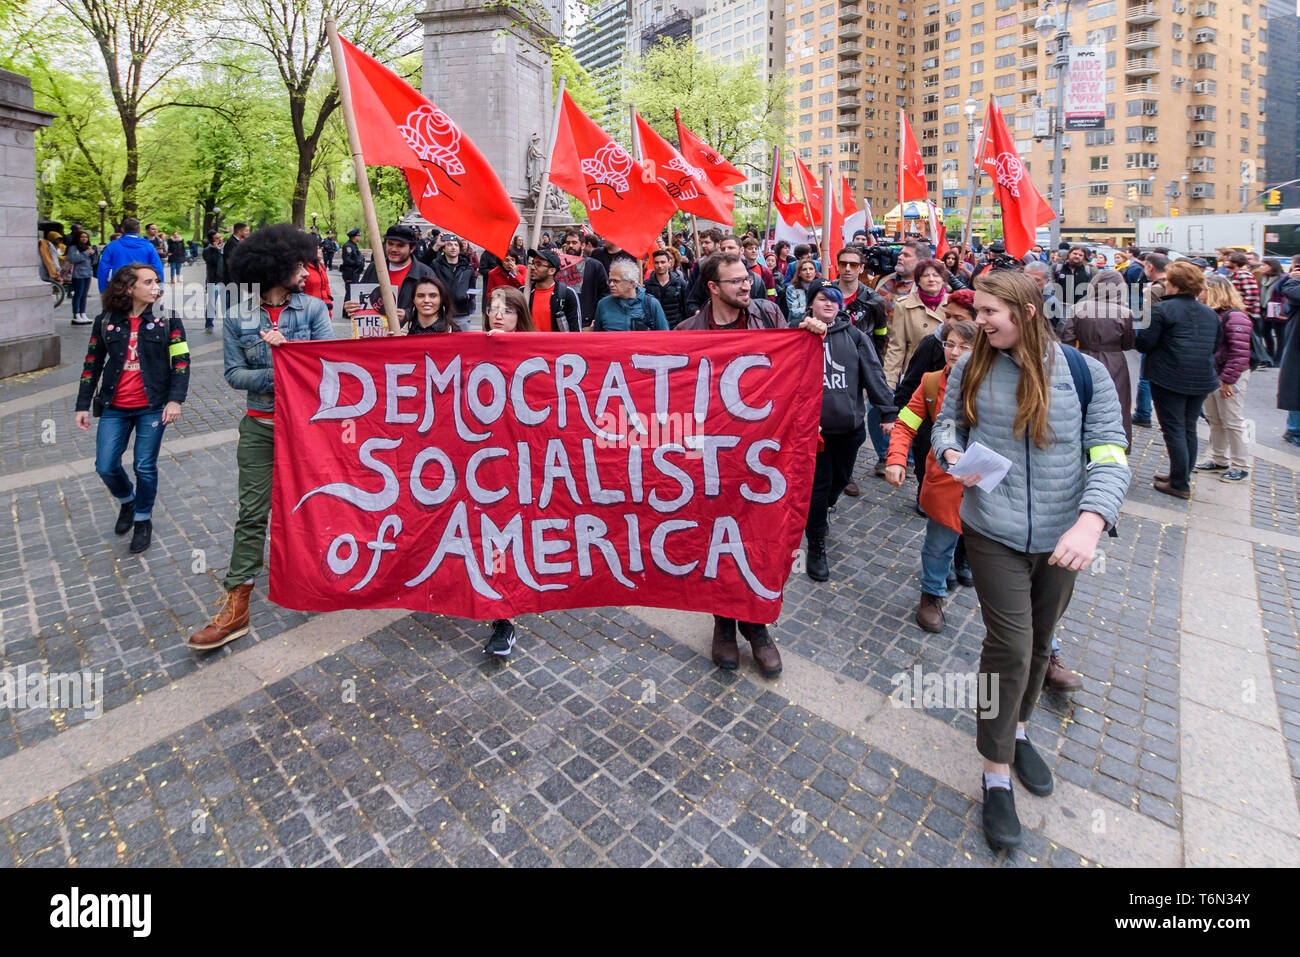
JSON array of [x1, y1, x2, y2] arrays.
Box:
[[188, 225, 335, 652], [346, 223, 437, 326], [801, 279, 896, 583], [678, 251, 830, 679], [404, 276, 458, 335]]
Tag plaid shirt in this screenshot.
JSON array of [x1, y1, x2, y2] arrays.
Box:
[[1231, 268, 1261, 323]]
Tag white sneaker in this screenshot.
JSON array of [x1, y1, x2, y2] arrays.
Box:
[[71, 314, 92, 325]]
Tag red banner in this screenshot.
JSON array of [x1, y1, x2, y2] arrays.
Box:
[[268, 332, 823, 623]]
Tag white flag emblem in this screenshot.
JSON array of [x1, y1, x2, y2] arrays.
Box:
[[398, 105, 466, 197]]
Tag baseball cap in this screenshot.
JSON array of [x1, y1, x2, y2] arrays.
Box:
[[528, 248, 560, 270]]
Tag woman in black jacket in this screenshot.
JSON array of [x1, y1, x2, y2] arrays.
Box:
[[1135, 261, 1222, 499], [403, 276, 458, 335], [74, 264, 189, 553], [167, 232, 186, 281]]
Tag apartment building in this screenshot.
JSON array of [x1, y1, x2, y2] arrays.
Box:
[[573, 0, 633, 129], [785, 0, 1288, 243]]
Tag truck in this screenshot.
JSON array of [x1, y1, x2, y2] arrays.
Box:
[[1135, 210, 1300, 259]]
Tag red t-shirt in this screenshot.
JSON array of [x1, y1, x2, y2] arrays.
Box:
[[387, 262, 411, 291], [247, 306, 287, 419], [111, 316, 149, 409], [530, 286, 554, 332], [843, 289, 858, 307]]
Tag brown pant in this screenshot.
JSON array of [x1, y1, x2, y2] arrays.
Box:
[[963, 527, 1078, 764]]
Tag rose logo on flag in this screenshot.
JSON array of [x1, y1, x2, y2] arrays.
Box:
[[398, 105, 466, 196], [581, 142, 633, 209], [993, 151, 1025, 198]]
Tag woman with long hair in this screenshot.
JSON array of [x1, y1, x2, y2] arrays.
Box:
[[1195, 274, 1254, 482], [405, 275, 457, 334], [941, 249, 969, 290], [65, 229, 96, 325], [479, 285, 535, 657], [1135, 260, 1222, 499], [1059, 269, 1136, 449], [73, 264, 190, 554], [784, 258, 818, 323], [931, 269, 1129, 851], [1258, 257, 1289, 364]]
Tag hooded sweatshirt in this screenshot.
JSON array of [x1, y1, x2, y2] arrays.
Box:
[[820, 311, 897, 434], [96, 233, 165, 293]]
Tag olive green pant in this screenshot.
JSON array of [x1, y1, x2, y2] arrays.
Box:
[[963, 527, 1078, 765], [223, 415, 275, 590]]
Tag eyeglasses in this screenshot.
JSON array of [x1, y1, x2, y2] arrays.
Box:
[[838, 261, 862, 269], [715, 277, 751, 287]]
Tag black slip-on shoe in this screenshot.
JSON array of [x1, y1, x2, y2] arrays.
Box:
[[1013, 736, 1054, 797]]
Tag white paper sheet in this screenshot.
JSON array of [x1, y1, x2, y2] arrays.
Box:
[[948, 441, 1013, 493]]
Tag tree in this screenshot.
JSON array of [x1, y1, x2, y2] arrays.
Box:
[[218, 0, 419, 227], [51, 0, 214, 217]]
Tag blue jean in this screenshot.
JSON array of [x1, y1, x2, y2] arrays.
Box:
[[920, 519, 961, 597], [70, 277, 90, 316], [1286, 411, 1300, 441], [866, 404, 889, 458], [169, 262, 183, 280], [95, 406, 166, 521], [1134, 378, 1151, 420]]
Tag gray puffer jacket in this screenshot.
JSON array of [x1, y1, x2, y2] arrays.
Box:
[[931, 343, 1130, 554]]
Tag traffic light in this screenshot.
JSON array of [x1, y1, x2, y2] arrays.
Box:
[[1267, 189, 1282, 208], [1170, 208, 1179, 216], [1127, 185, 1138, 202], [1104, 196, 1114, 209]]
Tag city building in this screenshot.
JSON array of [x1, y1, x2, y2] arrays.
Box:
[[634, 2, 704, 53], [1263, 0, 1298, 209], [573, 0, 633, 129], [784, 0, 1294, 245]]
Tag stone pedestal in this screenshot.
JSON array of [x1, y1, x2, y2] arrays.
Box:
[[417, 1, 574, 244], [0, 69, 56, 379]]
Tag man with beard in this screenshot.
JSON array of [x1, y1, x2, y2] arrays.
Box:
[[344, 224, 438, 327], [676, 252, 828, 679], [557, 228, 610, 326], [187, 224, 334, 652]]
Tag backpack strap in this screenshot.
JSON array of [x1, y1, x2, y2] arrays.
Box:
[[1060, 343, 1120, 538], [922, 370, 942, 422]]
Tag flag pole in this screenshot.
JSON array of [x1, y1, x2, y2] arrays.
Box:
[[761, 144, 777, 253], [628, 103, 647, 282], [527, 75, 567, 302], [690, 215, 701, 261], [821, 162, 833, 278], [326, 20, 400, 335], [961, 107, 991, 254]]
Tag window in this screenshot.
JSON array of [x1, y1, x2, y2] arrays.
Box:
[[1086, 129, 1115, 145], [818, 144, 832, 157], [1171, 51, 1181, 65], [1124, 206, 1151, 223], [943, 122, 959, 134], [1127, 100, 1158, 116], [819, 92, 833, 104], [1087, 1, 1116, 19], [1125, 153, 1158, 168], [994, 53, 1014, 67], [800, 112, 813, 124], [1193, 54, 1216, 69], [943, 84, 960, 97], [945, 28, 960, 42], [994, 73, 1015, 88], [818, 109, 833, 121], [971, 2, 984, 15], [819, 74, 834, 86], [971, 22, 984, 35], [1124, 126, 1157, 143], [1090, 155, 1109, 171], [995, 14, 1016, 28], [970, 61, 983, 75], [945, 48, 961, 61], [800, 62, 813, 74], [820, 56, 834, 69], [1241, 113, 1250, 128], [1086, 26, 1117, 43], [1088, 184, 1109, 196], [1088, 207, 1108, 223], [944, 66, 960, 78], [970, 41, 984, 55], [799, 130, 813, 142], [1106, 52, 1116, 68], [944, 102, 960, 115], [800, 11, 814, 23], [800, 79, 814, 91], [995, 32, 1016, 48], [820, 127, 833, 138]]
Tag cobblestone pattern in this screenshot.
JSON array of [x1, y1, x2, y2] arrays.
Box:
[[1121, 422, 1194, 513], [0, 451, 308, 758], [0, 610, 1098, 868], [1252, 545, 1300, 804], [781, 450, 1184, 829], [1251, 461, 1300, 537]]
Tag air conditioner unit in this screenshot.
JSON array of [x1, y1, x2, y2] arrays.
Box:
[[1192, 80, 1208, 93], [1143, 105, 1159, 115], [1194, 30, 1214, 42], [1172, 1, 1185, 10], [1144, 133, 1158, 142], [1173, 76, 1186, 86]]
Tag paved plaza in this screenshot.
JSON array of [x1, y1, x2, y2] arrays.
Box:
[[1, 264, 1298, 867]]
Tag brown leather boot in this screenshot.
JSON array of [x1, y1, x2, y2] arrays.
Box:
[[188, 583, 253, 651], [711, 616, 739, 670], [1152, 476, 1190, 500], [842, 481, 861, 497], [1044, 651, 1083, 692], [738, 621, 782, 678], [916, 593, 945, 633]]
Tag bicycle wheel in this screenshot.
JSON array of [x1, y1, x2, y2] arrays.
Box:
[[49, 280, 65, 308]]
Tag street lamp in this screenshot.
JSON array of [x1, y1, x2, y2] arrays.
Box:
[[961, 97, 982, 251], [212, 206, 221, 231], [1035, 0, 1084, 249], [311, 212, 318, 234], [97, 200, 107, 244]]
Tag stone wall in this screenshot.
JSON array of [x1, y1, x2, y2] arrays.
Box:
[[0, 69, 57, 378]]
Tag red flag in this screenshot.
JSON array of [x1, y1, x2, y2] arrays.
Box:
[[840, 175, 859, 217], [979, 101, 1056, 258], [335, 35, 519, 255], [935, 221, 950, 258], [772, 149, 808, 230], [899, 115, 928, 203], [550, 91, 677, 258], [794, 157, 823, 227], [634, 111, 734, 226], [825, 175, 844, 281], [675, 110, 746, 187]]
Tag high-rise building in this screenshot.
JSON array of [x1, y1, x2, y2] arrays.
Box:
[[633, 2, 706, 54], [1262, 0, 1298, 209], [573, 0, 633, 129], [784, 0, 1291, 244]]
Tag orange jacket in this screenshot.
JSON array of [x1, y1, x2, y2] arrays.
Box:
[[885, 365, 962, 533]]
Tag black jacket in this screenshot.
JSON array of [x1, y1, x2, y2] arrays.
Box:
[[530, 280, 582, 333], [820, 312, 897, 434], [892, 327, 946, 408], [166, 239, 185, 265], [75, 305, 190, 416], [644, 272, 690, 328], [840, 280, 889, 360], [1052, 261, 1095, 304], [341, 240, 365, 280], [428, 255, 476, 317], [1275, 277, 1300, 411], [202, 244, 224, 284], [569, 257, 610, 323], [360, 257, 438, 319], [1135, 292, 1223, 395], [223, 235, 241, 276]]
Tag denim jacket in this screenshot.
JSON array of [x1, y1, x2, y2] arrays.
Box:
[[223, 293, 334, 413]]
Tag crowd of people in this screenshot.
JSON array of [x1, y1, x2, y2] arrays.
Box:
[[67, 212, 1300, 852]]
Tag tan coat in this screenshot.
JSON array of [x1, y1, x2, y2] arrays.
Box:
[[883, 289, 946, 387]]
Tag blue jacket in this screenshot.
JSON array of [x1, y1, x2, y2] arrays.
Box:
[[96, 233, 164, 292], [223, 293, 334, 413], [592, 289, 668, 331]]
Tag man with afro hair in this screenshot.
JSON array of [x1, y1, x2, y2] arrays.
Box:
[[189, 224, 335, 652]]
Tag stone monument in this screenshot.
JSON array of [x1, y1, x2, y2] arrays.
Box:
[[0, 69, 56, 378], [417, 0, 573, 246]]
